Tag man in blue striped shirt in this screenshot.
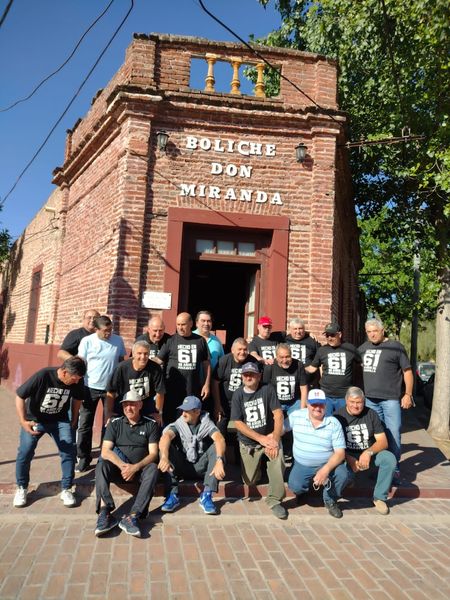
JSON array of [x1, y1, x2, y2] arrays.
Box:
[[287, 389, 348, 518]]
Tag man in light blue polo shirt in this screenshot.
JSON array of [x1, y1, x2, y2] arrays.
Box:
[[288, 389, 348, 518], [194, 310, 224, 418]]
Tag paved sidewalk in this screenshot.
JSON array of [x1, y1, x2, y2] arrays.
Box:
[[1, 386, 449, 599]]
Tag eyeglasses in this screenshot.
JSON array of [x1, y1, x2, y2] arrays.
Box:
[[325, 333, 338, 338]]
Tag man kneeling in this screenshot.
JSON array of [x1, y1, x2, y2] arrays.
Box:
[[158, 396, 226, 515], [95, 392, 159, 537], [335, 386, 396, 515]]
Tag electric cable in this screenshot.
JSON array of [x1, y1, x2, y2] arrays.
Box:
[[0, 0, 115, 112], [0, 0, 14, 28], [0, 0, 134, 207]]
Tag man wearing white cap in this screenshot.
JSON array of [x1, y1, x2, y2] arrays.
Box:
[[158, 396, 226, 515], [288, 388, 348, 518]]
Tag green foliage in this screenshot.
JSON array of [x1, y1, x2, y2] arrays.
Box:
[[258, 0, 450, 328], [0, 228, 11, 264]]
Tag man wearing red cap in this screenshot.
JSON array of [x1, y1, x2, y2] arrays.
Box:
[[249, 316, 283, 366]]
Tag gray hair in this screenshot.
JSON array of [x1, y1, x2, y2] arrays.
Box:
[[345, 386, 365, 401], [276, 343, 291, 355], [289, 317, 305, 327], [365, 318, 384, 330], [232, 337, 248, 348], [132, 340, 151, 354]]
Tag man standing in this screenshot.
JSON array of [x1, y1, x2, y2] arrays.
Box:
[[76, 315, 126, 472], [94, 393, 159, 538], [158, 396, 226, 515], [230, 362, 287, 519], [288, 389, 348, 519], [335, 387, 397, 515], [212, 337, 259, 436], [57, 309, 100, 361], [284, 317, 320, 385], [193, 310, 224, 370], [155, 312, 210, 425], [263, 343, 308, 462], [135, 315, 170, 359], [248, 316, 282, 365], [307, 323, 361, 415], [358, 318, 414, 479], [13, 356, 86, 508], [106, 340, 165, 425]]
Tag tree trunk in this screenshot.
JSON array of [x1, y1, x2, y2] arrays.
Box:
[[427, 265, 450, 440]]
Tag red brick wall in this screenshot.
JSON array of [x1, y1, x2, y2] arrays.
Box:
[[0, 33, 360, 387]]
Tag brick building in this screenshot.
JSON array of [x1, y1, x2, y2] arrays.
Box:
[[0, 33, 360, 390]]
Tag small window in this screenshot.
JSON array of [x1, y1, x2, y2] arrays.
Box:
[[196, 239, 215, 254], [25, 267, 42, 343], [217, 241, 234, 255], [238, 242, 256, 256]]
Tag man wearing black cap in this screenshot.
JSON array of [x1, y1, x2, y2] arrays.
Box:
[[158, 396, 226, 515], [230, 362, 287, 519], [94, 391, 160, 538], [306, 323, 361, 416]]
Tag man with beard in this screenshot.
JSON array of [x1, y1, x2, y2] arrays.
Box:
[[106, 340, 165, 425]]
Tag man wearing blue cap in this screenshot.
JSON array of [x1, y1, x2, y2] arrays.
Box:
[[158, 396, 226, 515], [287, 388, 348, 518]]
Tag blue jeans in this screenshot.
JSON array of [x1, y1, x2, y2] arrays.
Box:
[[16, 421, 76, 490], [338, 450, 397, 501], [325, 397, 346, 416], [288, 460, 349, 505], [365, 398, 401, 465]]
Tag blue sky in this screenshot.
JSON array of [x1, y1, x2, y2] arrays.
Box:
[[0, 0, 281, 240]]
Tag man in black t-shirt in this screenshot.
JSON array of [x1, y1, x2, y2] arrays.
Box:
[[106, 340, 165, 425], [158, 396, 226, 515], [94, 393, 160, 538], [335, 387, 396, 515], [13, 357, 86, 509], [155, 312, 210, 425], [306, 323, 361, 416], [248, 316, 283, 365], [359, 318, 414, 476], [212, 337, 259, 436], [284, 317, 320, 386], [135, 315, 170, 359], [57, 308, 100, 361], [263, 343, 308, 463], [231, 362, 287, 519]]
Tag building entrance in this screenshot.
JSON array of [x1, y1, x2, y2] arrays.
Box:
[[188, 260, 259, 351]]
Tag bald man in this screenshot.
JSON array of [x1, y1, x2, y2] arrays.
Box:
[[155, 313, 210, 424], [135, 316, 170, 359]]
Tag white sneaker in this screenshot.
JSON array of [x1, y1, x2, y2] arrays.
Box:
[[13, 486, 28, 507], [60, 489, 76, 507]]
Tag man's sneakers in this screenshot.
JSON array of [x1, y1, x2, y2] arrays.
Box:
[[199, 491, 218, 515], [75, 458, 91, 473], [13, 486, 28, 507], [119, 514, 141, 537], [325, 501, 343, 519], [95, 509, 119, 536], [373, 499, 390, 515], [60, 489, 76, 507], [271, 503, 288, 520], [160, 492, 180, 513]]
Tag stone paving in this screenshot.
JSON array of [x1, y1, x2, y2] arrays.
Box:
[[1, 386, 449, 599]]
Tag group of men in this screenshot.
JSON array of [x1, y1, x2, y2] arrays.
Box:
[[13, 308, 413, 535]]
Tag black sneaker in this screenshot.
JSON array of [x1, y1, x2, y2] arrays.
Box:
[[95, 509, 118, 537], [75, 458, 91, 473], [271, 504, 288, 520], [119, 514, 141, 537], [325, 501, 343, 519]]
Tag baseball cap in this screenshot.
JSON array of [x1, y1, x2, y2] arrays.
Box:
[[241, 362, 260, 375], [120, 390, 142, 403], [258, 316, 272, 326], [307, 389, 327, 404], [177, 396, 202, 411], [323, 322, 341, 335]]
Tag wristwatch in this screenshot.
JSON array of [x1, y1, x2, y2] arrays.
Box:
[[216, 456, 224, 462], [366, 450, 374, 457]]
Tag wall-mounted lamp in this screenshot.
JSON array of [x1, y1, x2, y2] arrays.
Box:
[[295, 141, 307, 163], [156, 130, 169, 152], [44, 206, 57, 213]]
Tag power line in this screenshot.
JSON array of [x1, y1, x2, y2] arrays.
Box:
[[0, 0, 116, 112], [0, 0, 134, 208], [0, 0, 14, 28], [196, 0, 342, 126]]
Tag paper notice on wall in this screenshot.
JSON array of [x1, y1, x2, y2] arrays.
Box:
[[142, 291, 172, 309]]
